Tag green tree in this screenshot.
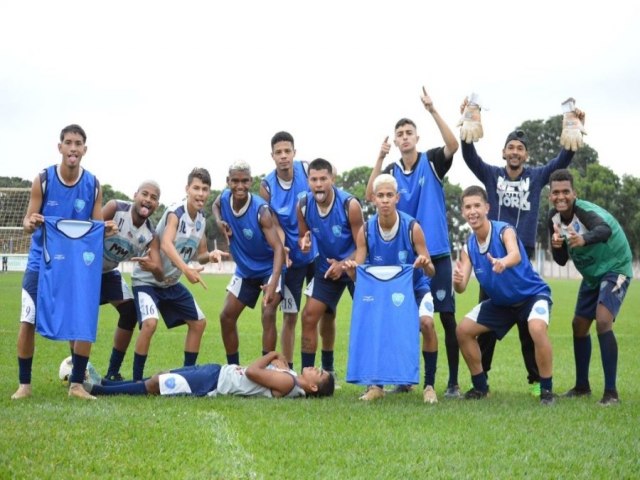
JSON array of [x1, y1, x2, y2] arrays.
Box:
[[335, 166, 374, 218], [617, 175, 640, 258], [0, 176, 31, 188]]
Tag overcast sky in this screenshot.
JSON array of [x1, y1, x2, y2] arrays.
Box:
[[2, 1, 639, 203]]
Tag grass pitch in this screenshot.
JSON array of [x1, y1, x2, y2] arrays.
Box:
[[0, 272, 638, 478]]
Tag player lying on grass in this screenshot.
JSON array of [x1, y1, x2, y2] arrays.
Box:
[[84, 351, 334, 398]]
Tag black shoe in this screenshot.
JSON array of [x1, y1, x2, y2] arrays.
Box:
[[540, 389, 556, 405], [563, 386, 592, 398], [598, 390, 620, 406], [104, 373, 124, 382], [464, 388, 489, 400]]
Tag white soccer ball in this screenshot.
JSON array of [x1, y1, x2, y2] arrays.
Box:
[[58, 356, 101, 385], [59, 355, 74, 385]]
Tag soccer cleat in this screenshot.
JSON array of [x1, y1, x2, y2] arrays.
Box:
[[11, 384, 32, 400], [563, 386, 592, 398], [598, 390, 620, 406], [540, 389, 556, 405], [359, 385, 385, 401], [464, 388, 489, 400], [423, 385, 438, 404], [68, 382, 97, 400], [388, 384, 414, 394], [530, 382, 541, 398], [104, 373, 124, 382], [326, 371, 341, 390], [444, 384, 463, 399]]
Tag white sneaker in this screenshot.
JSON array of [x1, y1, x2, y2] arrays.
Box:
[[423, 385, 438, 404], [359, 385, 385, 401]]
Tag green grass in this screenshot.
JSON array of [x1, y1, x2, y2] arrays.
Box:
[[1, 272, 638, 478]]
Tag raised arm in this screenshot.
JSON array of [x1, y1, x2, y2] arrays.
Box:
[[365, 136, 391, 202], [421, 87, 459, 160]]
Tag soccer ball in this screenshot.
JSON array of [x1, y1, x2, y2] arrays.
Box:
[[58, 356, 102, 386]]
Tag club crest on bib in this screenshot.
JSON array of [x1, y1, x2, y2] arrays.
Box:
[[164, 377, 176, 389], [83, 251, 96, 266], [74, 198, 86, 212], [436, 289, 446, 302], [196, 220, 202, 231], [398, 250, 408, 263], [243, 228, 254, 240], [332, 225, 342, 237], [391, 292, 405, 307]]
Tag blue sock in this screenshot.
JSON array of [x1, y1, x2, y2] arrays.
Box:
[[540, 376, 553, 392], [471, 372, 488, 392], [18, 357, 33, 384], [301, 352, 316, 369], [321, 350, 334, 371], [133, 353, 147, 381], [573, 335, 591, 389], [92, 381, 148, 396], [226, 352, 239, 365], [422, 350, 438, 387], [598, 331, 618, 392], [107, 348, 126, 377], [70, 354, 89, 384], [184, 351, 198, 367]]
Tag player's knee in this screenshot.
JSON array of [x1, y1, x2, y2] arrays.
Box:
[[116, 301, 138, 331], [140, 318, 158, 335], [189, 319, 207, 334], [527, 320, 547, 340]]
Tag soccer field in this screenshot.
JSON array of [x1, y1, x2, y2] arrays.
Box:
[[1, 272, 638, 478]]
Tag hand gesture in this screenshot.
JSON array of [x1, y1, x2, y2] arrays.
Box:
[[208, 249, 230, 270], [413, 255, 435, 276], [131, 251, 154, 271], [299, 231, 312, 253], [564, 223, 585, 248], [261, 282, 277, 307], [551, 224, 565, 249], [324, 258, 343, 281], [104, 220, 119, 237], [486, 253, 506, 273], [453, 260, 465, 284], [217, 219, 232, 241], [184, 264, 207, 289], [420, 86, 435, 113], [378, 136, 391, 161]]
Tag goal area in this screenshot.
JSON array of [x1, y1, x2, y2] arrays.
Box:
[[0, 188, 31, 271]]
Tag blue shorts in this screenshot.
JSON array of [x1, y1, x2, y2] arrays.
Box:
[[226, 274, 282, 309], [575, 273, 630, 321], [20, 269, 39, 324], [281, 262, 315, 313], [465, 295, 552, 340], [430, 255, 455, 313], [133, 283, 205, 328], [159, 364, 222, 396], [304, 273, 354, 314], [100, 270, 133, 305]]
